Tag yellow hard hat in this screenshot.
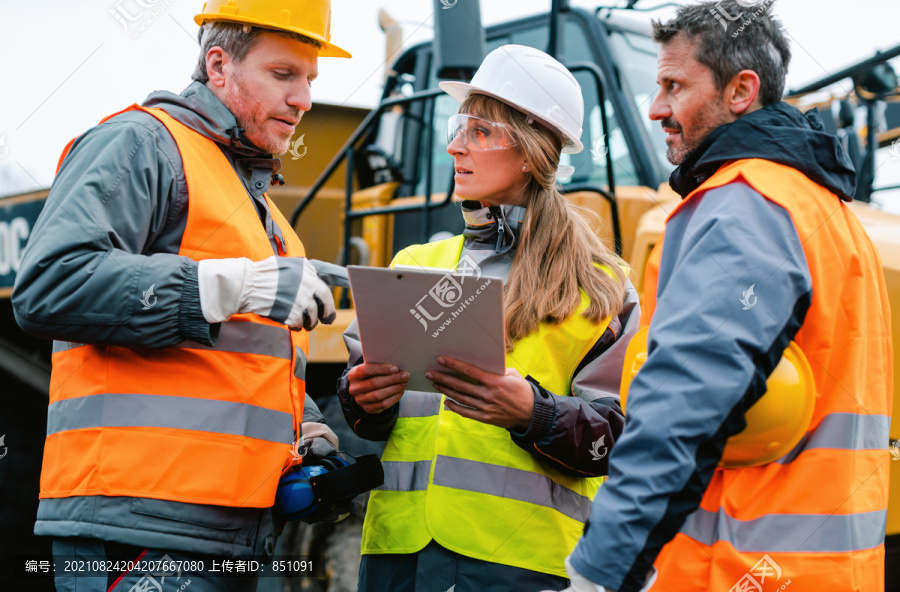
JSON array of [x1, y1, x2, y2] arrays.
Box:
[[194, 0, 351, 58], [620, 327, 816, 468]]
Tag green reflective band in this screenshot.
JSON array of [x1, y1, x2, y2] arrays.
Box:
[[398, 392, 442, 418], [377, 460, 432, 492], [432, 455, 592, 523], [47, 393, 294, 444]]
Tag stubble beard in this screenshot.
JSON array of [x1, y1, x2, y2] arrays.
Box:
[[224, 72, 294, 155], [665, 102, 732, 166]]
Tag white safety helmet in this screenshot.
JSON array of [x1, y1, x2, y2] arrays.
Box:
[[439, 44, 585, 154]]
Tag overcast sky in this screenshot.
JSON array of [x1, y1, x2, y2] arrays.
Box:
[[1, 0, 899, 206]]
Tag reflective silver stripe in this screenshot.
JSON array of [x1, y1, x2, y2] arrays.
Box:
[[179, 321, 292, 359], [269, 259, 302, 323], [53, 322, 293, 359], [377, 460, 432, 492], [776, 412, 891, 464], [47, 393, 294, 444], [52, 340, 86, 353], [432, 455, 592, 523], [398, 392, 441, 418], [682, 507, 888, 553], [294, 347, 307, 380]]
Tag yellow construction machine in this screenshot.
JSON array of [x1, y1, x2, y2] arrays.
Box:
[[1, 0, 898, 588]]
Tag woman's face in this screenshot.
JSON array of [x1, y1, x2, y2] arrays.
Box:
[[447, 113, 529, 207]]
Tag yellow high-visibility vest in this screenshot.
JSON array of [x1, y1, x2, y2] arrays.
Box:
[[362, 235, 616, 577]]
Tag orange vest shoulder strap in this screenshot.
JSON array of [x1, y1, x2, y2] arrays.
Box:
[[645, 159, 805, 325], [640, 238, 663, 328]]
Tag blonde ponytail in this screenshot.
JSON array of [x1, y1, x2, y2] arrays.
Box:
[[460, 95, 627, 351]]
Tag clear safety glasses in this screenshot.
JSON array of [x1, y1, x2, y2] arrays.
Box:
[[447, 114, 517, 151]]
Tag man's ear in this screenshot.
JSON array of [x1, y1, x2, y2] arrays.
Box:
[[205, 46, 229, 89], [728, 69, 762, 116]]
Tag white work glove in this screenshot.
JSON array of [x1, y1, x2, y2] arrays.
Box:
[[198, 256, 336, 330], [541, 558, 657, 592]]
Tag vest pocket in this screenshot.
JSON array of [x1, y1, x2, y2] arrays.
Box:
[[130, 498, 247, 530]]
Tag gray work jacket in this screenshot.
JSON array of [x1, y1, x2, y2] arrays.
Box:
[[13, 81, 318, 559]]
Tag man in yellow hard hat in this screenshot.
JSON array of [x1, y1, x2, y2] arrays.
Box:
[[12, 1, 349, 590]]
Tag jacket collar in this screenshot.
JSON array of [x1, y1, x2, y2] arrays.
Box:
[[143, 81, 280, 162], [461, 200, 526, 254], [669, 102, 856, 201]]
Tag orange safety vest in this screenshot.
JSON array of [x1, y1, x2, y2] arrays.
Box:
[[40, 105, 308, 508], [643, 159, 892, 592]]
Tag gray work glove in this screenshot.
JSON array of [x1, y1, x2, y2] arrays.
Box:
[[300, 422, 340, 459], [198, 256, 336, 331]]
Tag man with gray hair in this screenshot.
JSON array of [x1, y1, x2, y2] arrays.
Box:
[[550, 1, 892, 591], [13, 1, 350, 590]]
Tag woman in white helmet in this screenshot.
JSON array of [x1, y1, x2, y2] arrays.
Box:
[[338, 45, 640, 591]]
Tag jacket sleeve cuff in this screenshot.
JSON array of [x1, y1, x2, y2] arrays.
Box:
[[352, 397, 400, 423], [337, 366, 400, 426], [178, 259, 220, 346], [509, 376, 557, 443]]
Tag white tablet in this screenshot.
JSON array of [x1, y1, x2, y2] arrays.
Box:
[[347, 264, 506, 394]]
